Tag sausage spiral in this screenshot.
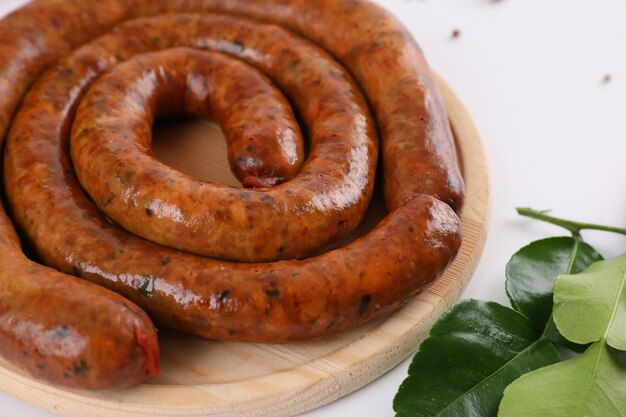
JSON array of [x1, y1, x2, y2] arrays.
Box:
[[0, 0, 464, 389]]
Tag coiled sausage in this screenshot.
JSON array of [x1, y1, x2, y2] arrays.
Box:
[[0, 0, 465, 389], [66, 35, 376, 262]]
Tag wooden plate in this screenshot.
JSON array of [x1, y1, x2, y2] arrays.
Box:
[[0, 76, 490, 417]]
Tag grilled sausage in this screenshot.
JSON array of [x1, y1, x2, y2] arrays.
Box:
[[5, 15, 461, 341], [0, 216, 159, 389], [0, 0, 465, 389], [0, 0, 464, 211], [68, 42, 375, 261]]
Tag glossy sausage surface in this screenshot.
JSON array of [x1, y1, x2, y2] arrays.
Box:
[[0, 0, 465, 389], [69, 44, 375, 261], [0, 216, 159, 389], [1, 0, 464, 211], [6, 15, 459, 341]]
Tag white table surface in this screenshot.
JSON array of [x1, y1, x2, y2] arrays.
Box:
[[0, 0, 624, 416]]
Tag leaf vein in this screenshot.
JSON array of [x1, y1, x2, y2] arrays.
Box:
[[540, 239, 580, 340], [576, 341, 605, 417], [604, 269, 626, 340], [565, 237, 581, 275], [434, 339, 543, 416]]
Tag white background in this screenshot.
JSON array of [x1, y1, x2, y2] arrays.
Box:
[[0, 0, 625, 416]]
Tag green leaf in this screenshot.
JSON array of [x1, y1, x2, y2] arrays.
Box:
[[499, 340, 626, 417], [393, 300, 559, 417], [554, 252, 626, 350], [541, 317, 587, 355], [505, 237, 603, 330]]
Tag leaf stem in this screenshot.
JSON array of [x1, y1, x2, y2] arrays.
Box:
[[516, 208, 626, 238]]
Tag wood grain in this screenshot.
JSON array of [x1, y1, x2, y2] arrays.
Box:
[[0, 75, 490, 417]]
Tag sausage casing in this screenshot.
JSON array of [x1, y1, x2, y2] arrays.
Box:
[[68, 43, 376, 262], [0, 0, 466, 388]]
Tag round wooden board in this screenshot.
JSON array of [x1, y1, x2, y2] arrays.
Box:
[[0, 76, 490, 417]]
